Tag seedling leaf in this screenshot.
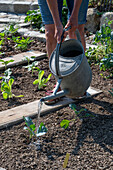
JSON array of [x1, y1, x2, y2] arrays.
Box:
[[60, 119, 70, 129], [36, 122, 47, 137]]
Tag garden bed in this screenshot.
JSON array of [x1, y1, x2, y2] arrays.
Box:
[[0, 55, 113, 169], [0, 29, 113, 169], [0, 35, 46, 59]]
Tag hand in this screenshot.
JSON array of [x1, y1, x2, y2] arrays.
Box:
[[54, 24, 67, 43], [65, 16, 78, 35]]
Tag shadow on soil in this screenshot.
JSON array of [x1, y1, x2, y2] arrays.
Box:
[[72, 98, 113, 155]]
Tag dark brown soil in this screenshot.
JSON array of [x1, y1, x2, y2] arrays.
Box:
[[0, 40, 113, 169], [0, 35, 46, 59]]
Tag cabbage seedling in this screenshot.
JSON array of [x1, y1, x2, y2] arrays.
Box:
[[1, 78, 24, 100], [60, 104, 88, 129], [24, 61, 40, 75], [23, 116, 47, 139], [33, 70, 51, 89]]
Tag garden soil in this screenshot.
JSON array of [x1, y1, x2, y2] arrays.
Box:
[[0, 39, 113, 169]]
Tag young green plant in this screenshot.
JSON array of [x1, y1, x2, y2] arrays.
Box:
[[24, 61, 40, 75], [0, 59, 14, 70], [24, 9, 42, 30], [60, 104, 92, 129], [23, 116, 47, 139], [108, 88, 113, 97], [13, 36, 33, 51], [33, 70, 51, 89], [0, 68, 13, 83], [1, 78, 24, 100], [23, 55, 36, 65]]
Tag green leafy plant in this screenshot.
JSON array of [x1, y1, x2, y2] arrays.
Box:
[[33, 70, 51, 89], [23, 116, 47, 139], [39, 26, 45, 33], [24, 61, 39, 73], [62, 7, 68, 27], [24, 9, 42, 29], [31, 66, 41, 75], [4, 23, 19, 36], [0, 68, 13, 83], [60, 104, 92, 129], [85, 20, 113, 78], [13, 36, 33, 51], [1, 78, 24, 100], [108, 88, 113, 97], [0, 32, 5, 46], [23, 55, 36, 65], [0, 59, 14, 70]]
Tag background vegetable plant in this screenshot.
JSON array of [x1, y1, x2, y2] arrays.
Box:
[[25, 61, 39, 75], [33, 70, 51, 89], [0, 68, 13, 83], [13, 36, 33, 51], [1, 78, 24, 100], [85, 19, 113, 78], [0, 59, 14, 70], [24, 9, 43, 30]]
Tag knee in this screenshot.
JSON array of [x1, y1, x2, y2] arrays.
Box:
[[45, 28, 55, 42]]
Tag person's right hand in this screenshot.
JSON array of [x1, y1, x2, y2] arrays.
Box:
[[54, 24, 67, 43]]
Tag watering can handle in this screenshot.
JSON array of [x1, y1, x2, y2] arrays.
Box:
[[55, 27, 81, 77]]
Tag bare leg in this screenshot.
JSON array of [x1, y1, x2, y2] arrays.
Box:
[[68, 24, 86, 51], [78, 24, 86, 51], [45, 24, 57, 58]]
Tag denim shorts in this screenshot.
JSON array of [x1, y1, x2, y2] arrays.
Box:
[[38, 0, 89, 25]]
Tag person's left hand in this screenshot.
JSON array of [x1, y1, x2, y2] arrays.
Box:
[[65, 16, 78, 36]]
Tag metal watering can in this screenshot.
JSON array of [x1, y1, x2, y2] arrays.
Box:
[[41, 28, 92, 102]]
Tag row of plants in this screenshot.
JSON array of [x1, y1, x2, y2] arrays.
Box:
[[0, 56, 52, 137], [0, 56, 51, 99], [0, 23, 33, 56], [85, 19, 113, 79]]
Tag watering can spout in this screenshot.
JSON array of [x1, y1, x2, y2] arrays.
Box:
[[40, 89, 69, 103], [40, 78, 69, 103]]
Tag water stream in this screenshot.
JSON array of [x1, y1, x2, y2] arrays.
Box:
[[36, 100, 43, 131], [30, 100, 43, 150]]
